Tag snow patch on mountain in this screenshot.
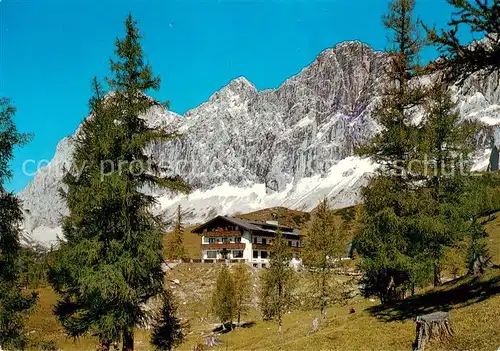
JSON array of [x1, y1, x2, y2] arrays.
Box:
[[154, 156, 374, 224], [17, 41, 500, 246]]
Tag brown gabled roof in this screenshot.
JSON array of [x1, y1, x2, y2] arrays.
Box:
[[192, 215, 261, 233], [192, 215, 302, 236]]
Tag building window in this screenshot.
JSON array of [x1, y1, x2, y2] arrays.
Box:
[[253, 237, 258, 244], [262, 238, 267, 245], [209, 238, 215, 244], [288, 241, 292, 246], [203, 237, 209, 243], [235, 237, 241, 243], [261, 251, 268, 259], [296, 241, 300, 247], [222, 237, 228, 243], [261, 263, 266, 268], [233, 250, 243, 258], [206, 251, 217, 259], [253, 250, 259, 259]]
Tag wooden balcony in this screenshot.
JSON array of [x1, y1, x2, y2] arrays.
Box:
[[202, 243, 245, 250], [202, 230, 242, 238], [252, 243, 271, 250]]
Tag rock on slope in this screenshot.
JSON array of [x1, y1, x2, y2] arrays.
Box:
[[18, 41, 500, 245]]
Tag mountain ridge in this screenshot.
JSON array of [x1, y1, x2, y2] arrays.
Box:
[[18, 40, 500, 245]]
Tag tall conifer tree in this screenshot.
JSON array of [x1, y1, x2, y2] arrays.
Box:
[[211, 265, 235, 329], [232, 263, 252, 326], [425, 0, 500, 275], [418, 81, 478, 285], [355, 0, 429, 303], [150, 290, 184, 351], [259, 231, 294, 333], [49, 15, 189, 351], [0, 98, 37, 350], [165, 205, 188, 261], [302, 199, 348, 321]]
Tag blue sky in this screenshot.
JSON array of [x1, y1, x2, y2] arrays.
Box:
[[1, 0, 457, 192]]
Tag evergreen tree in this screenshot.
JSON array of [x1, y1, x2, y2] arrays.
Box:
[[49, 15, 189, 351], [165, 205, 188, 261], [354, 0, 429, 303], [17, 245, 52, 289], [150, 290, 184, 351], [302, 199, 348, 321], [0, 98, 37, 350], [259, 231, 294, 333], [459, 174, 500, 275], [211, 265, 235, 329], [466, 220, 492, 275], [232, 263, 252, 326], [424, 1, 500, 275], [418, 81, 479, 285], [424, 0, 500, 83]]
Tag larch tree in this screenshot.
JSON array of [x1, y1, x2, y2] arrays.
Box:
[[49, 15, 189, 351], [211, 265, 236, 329], [459, 174, 500, 275], [150, 290, 184, 351], [418, 81, 479, 285], [0, 98, 37, 351], [165, 205, 188, 261], [302, 198, 349, 321], [259, 231, 295, 333], [354, 0, 430, 304], [424, 0, 500, 84], [424, 0, 500, 276], [231, 263, 252, 326]]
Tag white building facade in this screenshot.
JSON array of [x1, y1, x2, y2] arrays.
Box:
[[193, 215, 303, 268]]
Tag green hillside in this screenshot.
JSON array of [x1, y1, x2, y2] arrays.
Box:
[[25, 208, 500, 350]]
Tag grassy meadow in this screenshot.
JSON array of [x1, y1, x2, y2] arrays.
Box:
[[24, 208, 500, 351]]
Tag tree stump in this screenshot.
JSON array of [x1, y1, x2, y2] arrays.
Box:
[[413, 311, 453, 351]]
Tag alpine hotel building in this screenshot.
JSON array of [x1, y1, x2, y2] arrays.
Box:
[[192, 215, 303, 267]]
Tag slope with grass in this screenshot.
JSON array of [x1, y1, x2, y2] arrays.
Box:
[[25, 208, 500, 350], [163, 225, 202, 260]]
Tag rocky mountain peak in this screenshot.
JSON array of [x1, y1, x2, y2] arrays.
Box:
[[224, 76, 256, 93], [18, 41, 499, 246]]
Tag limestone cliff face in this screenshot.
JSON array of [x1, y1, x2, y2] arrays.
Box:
[[18, 41, 500, 245]]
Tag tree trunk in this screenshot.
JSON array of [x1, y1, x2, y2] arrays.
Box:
[[321, 272, 327, 321], [278, 312, 282, 334], [237, 311, 241, 326], [122, 327, 134, 351], [413, 311, 453, 351], [471, 253, 486, 276], [278, 282, 283, 334], [433, 262, 441, 287]]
